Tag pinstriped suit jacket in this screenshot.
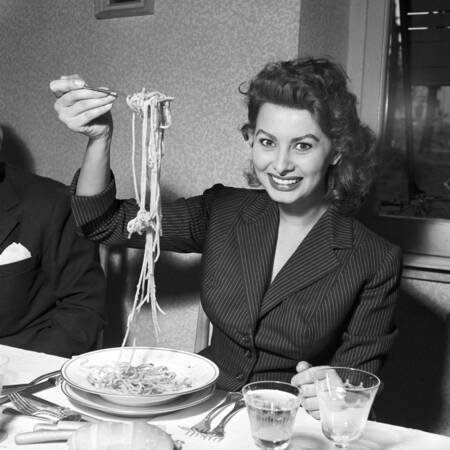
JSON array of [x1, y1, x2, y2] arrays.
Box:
[[72, 176, 402, 391]]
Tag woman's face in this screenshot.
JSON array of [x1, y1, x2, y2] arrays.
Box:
[[251, 102, 337, 212]]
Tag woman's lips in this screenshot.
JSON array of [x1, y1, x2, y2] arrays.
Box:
[[268, 174, 303, 191]]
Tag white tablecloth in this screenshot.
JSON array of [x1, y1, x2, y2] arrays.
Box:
[[0, 345, 449, 449]]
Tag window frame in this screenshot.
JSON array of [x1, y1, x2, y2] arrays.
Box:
[[346, 0, 450, 272]]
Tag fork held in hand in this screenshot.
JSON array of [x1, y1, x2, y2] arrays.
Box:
[[183, 391, 242, 436]]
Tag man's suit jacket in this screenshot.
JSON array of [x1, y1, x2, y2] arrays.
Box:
[[0, 163, 106, 357], [72, 175, 402, 391]]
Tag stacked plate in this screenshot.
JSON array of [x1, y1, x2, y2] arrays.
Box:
[[60, 347, 219, 417]]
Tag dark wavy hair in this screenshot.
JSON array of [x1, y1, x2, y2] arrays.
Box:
[[240, 57, 377, 214]]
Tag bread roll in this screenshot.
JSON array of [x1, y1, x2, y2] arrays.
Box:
[[67, 421, 174, 450]]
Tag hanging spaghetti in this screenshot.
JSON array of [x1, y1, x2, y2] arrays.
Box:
[[123, 89, 174, 345]]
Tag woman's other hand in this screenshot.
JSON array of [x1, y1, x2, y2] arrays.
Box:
[[291, 361, 328, 420], [49, 74, 115, 141]]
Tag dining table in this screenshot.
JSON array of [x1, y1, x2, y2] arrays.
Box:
[[0, 344, 449, 450]]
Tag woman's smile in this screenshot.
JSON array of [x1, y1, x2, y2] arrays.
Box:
[[268, 174, 303, 190]]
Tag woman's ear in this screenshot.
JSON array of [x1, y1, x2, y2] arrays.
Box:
[[241, 124, 254, 147], [246, 127, 254, 148], [331, 152, 342, 166]]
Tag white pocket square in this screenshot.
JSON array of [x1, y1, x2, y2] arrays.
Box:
[[0, 242, 32, 265]]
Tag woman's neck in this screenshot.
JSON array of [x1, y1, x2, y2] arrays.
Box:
[[277, 200, 330, 229]]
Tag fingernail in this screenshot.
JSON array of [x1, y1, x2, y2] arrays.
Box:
[[74, 80, 85, 88]]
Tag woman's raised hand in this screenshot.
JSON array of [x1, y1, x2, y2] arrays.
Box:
[[49, 74, 116, 141]]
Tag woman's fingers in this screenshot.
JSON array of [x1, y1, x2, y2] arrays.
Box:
[[299, 382, 315, 399], [292, 364, 330, 386], [302, 395, 319, 413], [55, 94, 115, 120], [63, 103, 114, 134], [49, 75, 86, 98], [295, 361, 312, 373], [51, 77, 116, 137]]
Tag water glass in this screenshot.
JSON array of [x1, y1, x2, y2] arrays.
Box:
[[313, 367, 380, 448], [0, 355, 9, 394], [242, 380, 301, 450]]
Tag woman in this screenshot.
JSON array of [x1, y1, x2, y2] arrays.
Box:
[[50, 58, 402, 418]]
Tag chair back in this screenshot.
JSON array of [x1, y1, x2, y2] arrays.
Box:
[[99, 244, 204, 351]]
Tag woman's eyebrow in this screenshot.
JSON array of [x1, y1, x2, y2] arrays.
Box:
[[256, 129, 320, 142], [293, 133, 319, 142], [255, 129, 276, 140]]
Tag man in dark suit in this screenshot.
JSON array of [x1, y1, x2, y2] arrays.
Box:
[[0, 137, 105, 357]]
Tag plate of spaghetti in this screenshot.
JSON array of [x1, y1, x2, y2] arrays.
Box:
[[61, 347, 219, 406]]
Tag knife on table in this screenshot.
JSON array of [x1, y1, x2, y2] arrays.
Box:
[[0, 378, 56, 406], [1, 369, 61, 395]]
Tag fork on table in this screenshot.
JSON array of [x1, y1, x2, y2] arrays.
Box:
[[202, 398, 246, 441], [182, 391, 243, 436], [7, 392, 75, 422]]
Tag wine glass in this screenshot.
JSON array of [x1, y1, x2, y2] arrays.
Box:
[[313, 367, 380, 449]]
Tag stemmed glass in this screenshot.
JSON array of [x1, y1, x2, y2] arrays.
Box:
[[313, 367, 380, 449]]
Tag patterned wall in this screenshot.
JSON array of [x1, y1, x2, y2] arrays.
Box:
[[0, 0, 300, 199]]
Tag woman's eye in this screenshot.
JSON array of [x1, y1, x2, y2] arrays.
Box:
[[259, 138, 274, 147], [294, 142, 312, 152]]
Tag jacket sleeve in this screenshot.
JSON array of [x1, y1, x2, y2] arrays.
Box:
[[330, 244, 403, 376], [28, 187, 106, 357], [70, 169, 145, 248], [70, 169, 222, 252]]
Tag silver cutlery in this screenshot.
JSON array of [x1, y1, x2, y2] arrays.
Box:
[[21, 391, 96, 422], [181, 391, 242, 436], [1, 370, 61, 395], [73, 85, 120, 97], [2, 407, 54, 422], [0, 378, 58, 406], [201, 398, 246, 441], [7, 391, 87, 422]]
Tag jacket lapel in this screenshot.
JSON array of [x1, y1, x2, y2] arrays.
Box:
[[0, 164, 20, 247], [236, 193, 278, 328], [260, 207, 353, 316]]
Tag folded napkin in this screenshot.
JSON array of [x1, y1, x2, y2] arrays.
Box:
[[0, 242, 32, 265]]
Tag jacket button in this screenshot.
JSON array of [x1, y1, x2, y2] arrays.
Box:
[[236, 373, 244, 381], [241, 334, 251, 345], [245, 350, 252, 359]]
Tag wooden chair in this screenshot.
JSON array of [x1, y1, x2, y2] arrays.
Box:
[[194, 304, 212, 353]]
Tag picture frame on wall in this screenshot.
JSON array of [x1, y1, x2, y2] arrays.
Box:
[[95, 0, 154, 20]]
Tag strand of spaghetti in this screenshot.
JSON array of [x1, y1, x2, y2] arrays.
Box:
[[131, 112, 139, 202], [124, 89, 173, 344]]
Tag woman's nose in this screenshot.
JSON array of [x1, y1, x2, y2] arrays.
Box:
[[274, 149, 294, 174]]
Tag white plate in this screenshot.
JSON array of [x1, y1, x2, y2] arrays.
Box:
[[61, 381, 216, 418], [61, 347, 219, 406]]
